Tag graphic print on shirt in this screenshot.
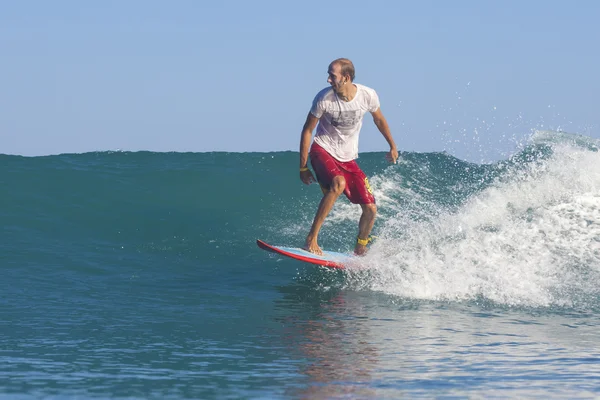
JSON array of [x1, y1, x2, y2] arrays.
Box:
[[330, 110, 362, 128]]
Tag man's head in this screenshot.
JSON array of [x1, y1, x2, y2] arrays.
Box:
[[327, 58, 355, 93]]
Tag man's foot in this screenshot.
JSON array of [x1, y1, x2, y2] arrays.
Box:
[[354, 236, 374, 256], [354, 243, 368, 256], [303, 239, 323, 255]]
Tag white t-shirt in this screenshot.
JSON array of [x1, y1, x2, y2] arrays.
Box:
[[310, 83, 380, 162]]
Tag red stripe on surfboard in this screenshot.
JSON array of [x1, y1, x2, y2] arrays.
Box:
[[256, 239, 346, 269]]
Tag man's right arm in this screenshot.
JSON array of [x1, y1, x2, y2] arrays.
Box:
[[299, 112, 319, 184]]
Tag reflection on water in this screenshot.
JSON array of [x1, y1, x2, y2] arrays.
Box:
[[275, 279, 380, 399], [273, 270, 600, 398]]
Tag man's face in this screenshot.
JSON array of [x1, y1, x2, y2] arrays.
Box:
[[327, 63, 346, 93]]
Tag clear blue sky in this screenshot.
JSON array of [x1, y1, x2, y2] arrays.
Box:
[[1, 1, 599, 161]]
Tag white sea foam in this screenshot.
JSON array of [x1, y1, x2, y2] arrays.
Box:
[[346, 132, 600, 307]]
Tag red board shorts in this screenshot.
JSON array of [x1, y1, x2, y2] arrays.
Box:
[[309, 142, 375, 205]]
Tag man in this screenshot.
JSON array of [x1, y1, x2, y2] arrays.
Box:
[[299, 58, 398, 256]]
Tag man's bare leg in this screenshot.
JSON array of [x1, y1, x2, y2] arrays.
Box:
[[304, 176, 346, 255], [354, 203, 377, 255]]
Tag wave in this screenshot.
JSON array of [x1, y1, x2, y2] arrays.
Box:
[[3, 130, 600, 309]]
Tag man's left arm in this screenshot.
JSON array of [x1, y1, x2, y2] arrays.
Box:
[[371, 108, 398, 164]]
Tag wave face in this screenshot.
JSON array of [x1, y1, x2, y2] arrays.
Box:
[[3, 131, 600, 309]]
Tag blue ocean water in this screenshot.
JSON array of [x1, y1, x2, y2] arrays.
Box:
[[2, 130, 600, 398]]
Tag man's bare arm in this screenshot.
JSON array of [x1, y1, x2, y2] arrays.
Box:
[[371, 108, 398, 163], [300, 112, 319, 168], [299, 112, 320, 184]]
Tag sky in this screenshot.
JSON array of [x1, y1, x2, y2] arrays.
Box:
[[1, 0, 599, 162]]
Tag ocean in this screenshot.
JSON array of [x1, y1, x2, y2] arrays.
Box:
[[2, 130, 600, 399]]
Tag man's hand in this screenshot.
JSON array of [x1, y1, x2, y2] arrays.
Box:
[[386, 148, 399, 164], [300, 169, 316, 185]]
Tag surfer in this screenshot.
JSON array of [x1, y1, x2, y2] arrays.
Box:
[[299, 58, 398, 256]]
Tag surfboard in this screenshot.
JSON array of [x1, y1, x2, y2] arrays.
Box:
[[256, 239, 353, 269]]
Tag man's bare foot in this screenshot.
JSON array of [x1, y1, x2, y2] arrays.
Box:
[[354, 243, 368, 256], [303, 239, 323, 255]]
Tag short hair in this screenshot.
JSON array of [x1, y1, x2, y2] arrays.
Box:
[[331, 58, 355, 82]]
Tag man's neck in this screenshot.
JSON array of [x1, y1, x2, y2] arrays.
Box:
[[337, 83, 357, 102]]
